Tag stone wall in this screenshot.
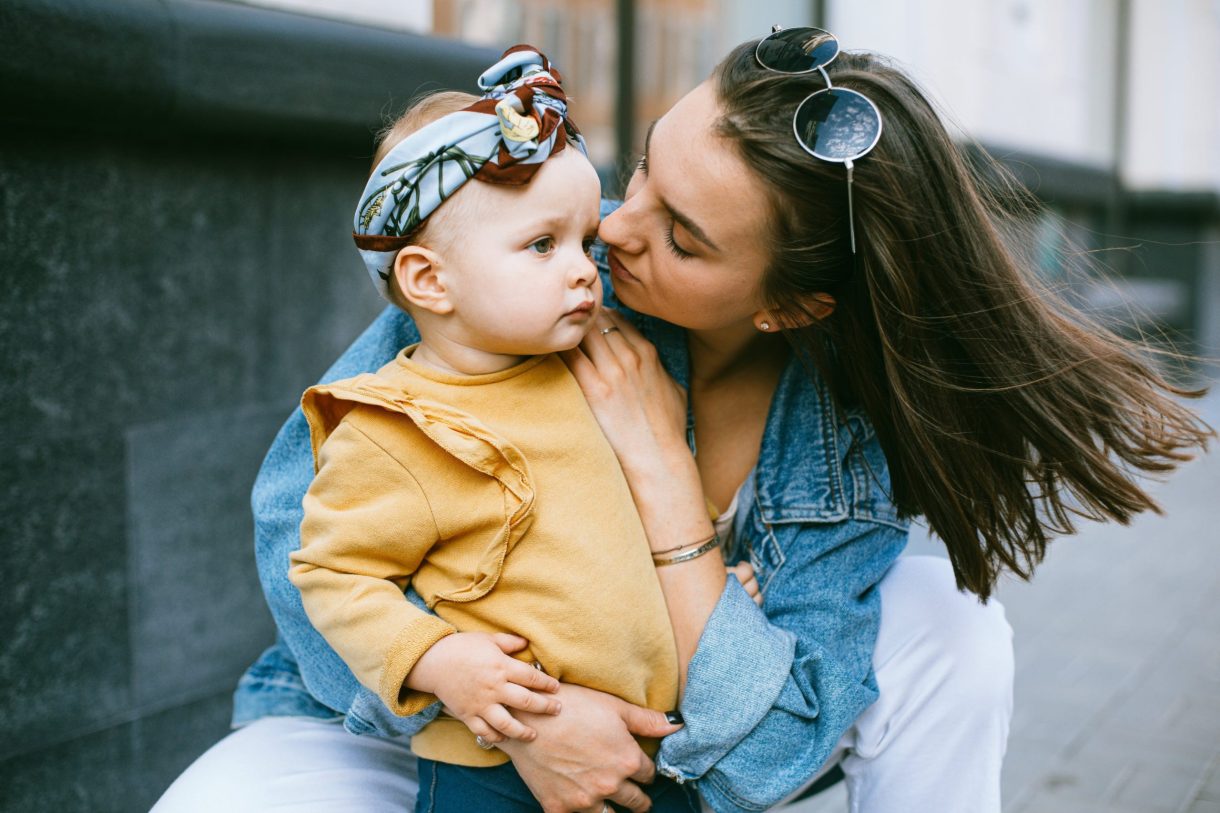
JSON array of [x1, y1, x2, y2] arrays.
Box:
[[0, 2, 494, 810]]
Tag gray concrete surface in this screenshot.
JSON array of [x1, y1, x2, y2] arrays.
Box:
[[794, 391, 1220, 813]]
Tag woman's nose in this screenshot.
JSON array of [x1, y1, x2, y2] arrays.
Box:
[[598, 200, 643, 254]]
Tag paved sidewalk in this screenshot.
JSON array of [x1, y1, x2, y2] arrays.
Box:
[[794, 392, 1220, 813]]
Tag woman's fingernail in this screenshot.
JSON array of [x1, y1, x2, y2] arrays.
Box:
[[664, 711, 684, 725]]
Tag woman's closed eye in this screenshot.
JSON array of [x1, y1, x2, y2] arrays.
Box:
[[528, 236, 556, 255], [665, 225, 693, 260], [635, 152, 694, 260]]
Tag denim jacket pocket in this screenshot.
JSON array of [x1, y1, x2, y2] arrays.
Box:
[[743, 521, 785, 595]]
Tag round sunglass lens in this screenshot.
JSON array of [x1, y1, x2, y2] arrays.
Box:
[[756, 27, 839, 74], [794, 88, 882, 161]]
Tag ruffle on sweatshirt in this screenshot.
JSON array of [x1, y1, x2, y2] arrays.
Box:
[[302, 375, 535, 605]]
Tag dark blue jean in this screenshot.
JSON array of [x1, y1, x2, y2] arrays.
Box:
[[415, 757, 701, 813]]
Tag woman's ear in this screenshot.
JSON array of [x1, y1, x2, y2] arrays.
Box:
[[803, 293, 836, 322], [394, 246, 453, 315], [753, 294, 836, 331]]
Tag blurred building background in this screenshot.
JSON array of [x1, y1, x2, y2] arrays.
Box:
[[244, 0, 1220, 365], [1, 1, 1216, 811]]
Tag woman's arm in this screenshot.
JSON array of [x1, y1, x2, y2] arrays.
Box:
[[661, 521, 906, 811], [561, 310, 726, 687], [563, 311, 908, 811]]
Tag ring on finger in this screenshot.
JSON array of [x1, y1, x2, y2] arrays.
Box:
[[475, 735, 496, 750], [600, 326, 620, 336]]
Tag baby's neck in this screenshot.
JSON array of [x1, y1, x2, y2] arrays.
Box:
[[409, 339, 529, 377]]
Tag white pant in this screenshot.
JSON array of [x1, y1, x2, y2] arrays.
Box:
[[152, 556, 1013, 813]]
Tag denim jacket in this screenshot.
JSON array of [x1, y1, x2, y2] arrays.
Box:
[[233, 200, 909, 812]]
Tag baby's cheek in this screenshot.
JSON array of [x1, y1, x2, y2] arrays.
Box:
[[490, 292, 567, 340], [480, 287, 536, 318]]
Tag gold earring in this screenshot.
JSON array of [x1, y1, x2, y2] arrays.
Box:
[[759, 321, 771, 331]]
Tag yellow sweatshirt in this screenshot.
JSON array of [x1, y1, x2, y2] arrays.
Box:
[[289, 348, 679, 767]]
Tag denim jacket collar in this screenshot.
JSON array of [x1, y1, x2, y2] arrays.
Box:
[[613, 293, 847, 530], [641, 321, 849, 526]]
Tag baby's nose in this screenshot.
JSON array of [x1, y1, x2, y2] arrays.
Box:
[[570, 255, 597, 287]]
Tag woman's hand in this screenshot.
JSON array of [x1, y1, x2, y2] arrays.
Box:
[[729, 561, 763, 605], [562, 309, 715, 552], [561, 310, 689, 481], [496, 683, 682, 813], [565, 309, 725, 692]]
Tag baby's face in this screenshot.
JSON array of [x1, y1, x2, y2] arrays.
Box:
[[437, 148, 604, 356]]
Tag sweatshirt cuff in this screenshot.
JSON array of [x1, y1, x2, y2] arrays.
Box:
[[379, 614, 458, 716], [657, 577, 797, 781]]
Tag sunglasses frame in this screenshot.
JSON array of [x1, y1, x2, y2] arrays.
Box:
[[755, 25, 884, 254]]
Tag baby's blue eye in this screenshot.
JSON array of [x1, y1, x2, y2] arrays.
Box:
[[529, 237, 555, 255]]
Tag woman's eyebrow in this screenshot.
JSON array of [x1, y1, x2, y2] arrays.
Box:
[[644, 120, 721, 253]]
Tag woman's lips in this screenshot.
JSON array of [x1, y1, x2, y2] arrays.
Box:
[[607, 250, 638, 284]]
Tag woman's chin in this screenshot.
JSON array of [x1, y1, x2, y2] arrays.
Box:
[[608, 284, 658, 320]]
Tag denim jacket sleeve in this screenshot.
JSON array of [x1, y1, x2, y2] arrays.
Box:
[[655, 376, 910, 812], [658, 518, 907, 811]]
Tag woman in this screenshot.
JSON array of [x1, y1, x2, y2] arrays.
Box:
[[155, 30, 1211, 813]]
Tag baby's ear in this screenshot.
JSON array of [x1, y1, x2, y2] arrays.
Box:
[[394, 246, 453, 315]]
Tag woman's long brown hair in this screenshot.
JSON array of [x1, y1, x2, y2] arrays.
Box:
[[713, 43, 1213, 601]]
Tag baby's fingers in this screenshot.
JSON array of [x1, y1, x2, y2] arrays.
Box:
[[490, 632, 529, 655], [501, 681, 563, 716], [506, 658, 561, 694], [483, 704, 537, 742], [465, 716, 506, 747]]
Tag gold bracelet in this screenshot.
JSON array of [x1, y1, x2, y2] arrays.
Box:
[[651, 532, 718, 557], [653, 534, 720, 567]]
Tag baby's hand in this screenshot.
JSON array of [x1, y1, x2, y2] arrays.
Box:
[[728, 561, 763, 605], [406, 632, 561, 746]]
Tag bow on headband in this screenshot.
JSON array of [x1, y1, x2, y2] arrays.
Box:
[[353, 45, 587, 301]]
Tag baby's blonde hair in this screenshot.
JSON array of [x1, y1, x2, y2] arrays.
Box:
[[371, 90, 479, 172]]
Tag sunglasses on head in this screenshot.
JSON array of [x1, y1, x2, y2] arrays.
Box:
[[755, 25, 883, 254]]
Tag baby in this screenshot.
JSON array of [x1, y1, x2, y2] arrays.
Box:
[[288, 47, 697, 812]]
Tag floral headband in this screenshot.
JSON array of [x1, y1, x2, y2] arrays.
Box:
[[353, 45, 587, 300]]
